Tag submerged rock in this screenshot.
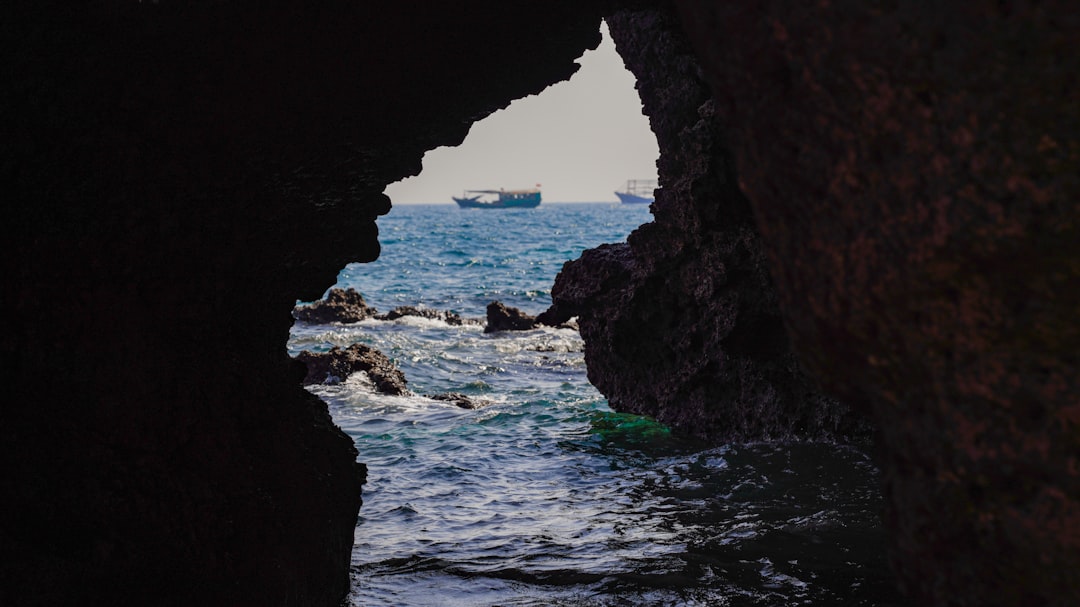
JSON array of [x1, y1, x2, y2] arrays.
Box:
[[295, 344, 409, 396], [376, 305, 481, 326], [293, 288, 378, 324], [425, 392, 490, 410]]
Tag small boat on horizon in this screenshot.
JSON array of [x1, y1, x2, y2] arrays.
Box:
[[614, 179, 657, 204], [453, 187, 542, 209]]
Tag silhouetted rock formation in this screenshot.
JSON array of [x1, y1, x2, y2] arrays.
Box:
[[670, 1, 1080, 604], [554, 3, 1079, 606], [296, 344, 410, 395], [2, 3, 611, 605], [293, 288, 378, 324]]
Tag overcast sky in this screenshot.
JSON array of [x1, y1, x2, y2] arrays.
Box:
[[384, 22, 659, 204]]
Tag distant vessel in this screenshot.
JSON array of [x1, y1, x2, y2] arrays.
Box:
[[614, 179, 657, 204], [454, 188, 541, 209]]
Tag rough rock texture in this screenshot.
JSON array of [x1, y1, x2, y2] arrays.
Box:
[[295, 344, 410, 395], [293, 287, 483, 326], [378, 306, 476, 326], [2, 3, 610, 605], [293, 288, 378, 324], [485, 301, 541, 333], [549, 9, 872, 444], [609, 2, 1074, 605]]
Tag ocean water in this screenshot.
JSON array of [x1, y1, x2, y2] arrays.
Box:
[[287, 203, 904, 606]]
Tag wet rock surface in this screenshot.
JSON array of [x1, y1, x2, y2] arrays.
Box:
[[486, 300, 578, 333], [293, 292, 551, 398], [377, 306, 475, 326], [293, 288, 482, 326], [296, 344, 410, 396], [425, 392, 491, 410], [293, 288, 379, 324], [485, 301, 541, 333]]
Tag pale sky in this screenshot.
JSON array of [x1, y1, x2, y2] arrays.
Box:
[[384, 21, 659, 204]]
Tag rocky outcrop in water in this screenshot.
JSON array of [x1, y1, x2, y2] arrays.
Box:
[[549, 10, 871, 445], [296, 344, 410, 395], [294, 346, 493, 408], [293, 288, 379, 324], [379, 306, 474, 326], [484, 301, 540, 333], [293, 288, 480, 326], [485, 301, 579, 333]]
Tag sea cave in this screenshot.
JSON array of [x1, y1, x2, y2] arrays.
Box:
[[3, 2, 1077, 606]]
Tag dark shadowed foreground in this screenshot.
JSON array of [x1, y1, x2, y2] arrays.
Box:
[[552, 4, 1078, 606], [2, 3, 609, 604]]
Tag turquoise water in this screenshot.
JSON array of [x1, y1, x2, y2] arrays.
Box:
[[288, 203, 904, 606]]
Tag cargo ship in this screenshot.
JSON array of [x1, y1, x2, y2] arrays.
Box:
[[453, 187, 541, 209]]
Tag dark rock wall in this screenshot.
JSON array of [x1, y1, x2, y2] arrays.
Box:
[[550, 3, 1077, 604], [549, 9, 872, 444], [2, 2, 609, 605], [634, 1, 1075, 605]]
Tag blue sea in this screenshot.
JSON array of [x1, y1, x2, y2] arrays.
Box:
[[287, 203, 904, 606]]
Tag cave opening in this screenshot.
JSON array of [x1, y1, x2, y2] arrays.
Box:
[[383, 22, 657, 207], [8, 1, 1073, 604], [287, 20, 675, 605], [286, 14, 903, 605], [285, 12, 902, 600]]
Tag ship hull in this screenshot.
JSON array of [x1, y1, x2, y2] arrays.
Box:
[[454, 191, 541, 208], [614, 191, 653, 204]]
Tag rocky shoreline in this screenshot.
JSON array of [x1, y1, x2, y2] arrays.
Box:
[[292, 289, 565, 408]]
